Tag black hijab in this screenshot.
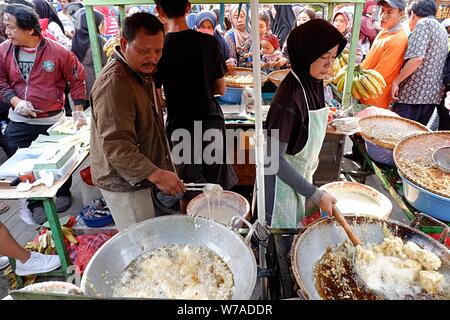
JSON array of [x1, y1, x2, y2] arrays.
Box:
[[287, 19, 346, 110], [266, 19, 346, 155], [72, 9, 104, 62], [271, 5, 296, 48], [33, 0, 65, 34]]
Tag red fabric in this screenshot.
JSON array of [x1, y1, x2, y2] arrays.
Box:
[[359, 15, 378, 44], [104, 17, 120, 37], [80, 167, 94, 186], [65, 215, 77, 228], [363, 0, 376, 15], [0, 38, 86, 116], [39, 19, 57, 42], [262, 34, 280, 50], [301, 210, 322, 226], [95, 6, 119, 37], [72, 234, 113, 275], [359, 0, 378, 43]]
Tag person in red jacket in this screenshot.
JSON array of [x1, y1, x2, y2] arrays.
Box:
[[0, 4, 87, 222], [95, 6, 119, 39]]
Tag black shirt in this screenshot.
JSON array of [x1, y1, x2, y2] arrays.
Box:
[[155, 29, 227, 136]]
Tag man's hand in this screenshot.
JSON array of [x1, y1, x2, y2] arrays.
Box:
[[391, 80, 400, 101], [317, 192, 337, 217], [72, 110, 87, 130], [13, 100, 40, 117], [148, 169, 185, 196]]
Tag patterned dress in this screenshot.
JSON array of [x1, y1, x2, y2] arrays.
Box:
[[397, 18, 448, 105]]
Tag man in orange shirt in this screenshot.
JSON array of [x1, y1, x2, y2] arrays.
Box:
[[360, 0, 408, 109]]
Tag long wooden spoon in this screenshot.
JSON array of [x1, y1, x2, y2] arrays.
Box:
[[332, 204, 362, 246]]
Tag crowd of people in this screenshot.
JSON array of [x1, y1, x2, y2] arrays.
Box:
[[0, 0, 449, 277]]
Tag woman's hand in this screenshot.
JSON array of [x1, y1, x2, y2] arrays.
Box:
[[317, 192, 337, 217]]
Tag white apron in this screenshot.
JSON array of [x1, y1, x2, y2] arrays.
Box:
[[271, 71, 328, 228]]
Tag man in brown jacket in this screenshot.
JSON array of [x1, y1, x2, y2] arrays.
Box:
[[90, 12, 185, 231]]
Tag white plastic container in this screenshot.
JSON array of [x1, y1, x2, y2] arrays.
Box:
[[81, 180, 103, 206]]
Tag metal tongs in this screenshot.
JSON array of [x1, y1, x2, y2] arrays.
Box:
[[183, 183, 213, 192], [184, 183, 208, 191]]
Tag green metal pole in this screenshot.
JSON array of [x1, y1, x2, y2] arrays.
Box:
[[85, 5, 103, 77], [327, 3, 334, 20], [220, 3, 225, 30], [119, 5, 126, 30], [341, 2, 363, 109], [42, 198, 71, 277]]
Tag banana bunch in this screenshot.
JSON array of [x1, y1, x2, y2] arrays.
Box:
[[333, 65, 386, 100], [332, 52, 350, 76], [103, 37, 120, 59]]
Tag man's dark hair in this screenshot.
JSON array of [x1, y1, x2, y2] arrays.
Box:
[[406, 0, 437, 18], [123, 12, 164, 42], [154, 0, 189, 19], [4, 3, 41, 34]]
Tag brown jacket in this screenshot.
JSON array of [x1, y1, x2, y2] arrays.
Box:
[[90, 48, 174, 192]]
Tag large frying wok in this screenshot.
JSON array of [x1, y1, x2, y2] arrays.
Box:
[[291, 214, 450, 300], [80, 215, 257, 300]]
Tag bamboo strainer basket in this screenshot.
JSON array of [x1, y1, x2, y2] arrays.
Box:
[[358, 115, 430, 150], [224, 67, 268, 88], [268, 69, 291, 87], [393, 131, 450, 198]]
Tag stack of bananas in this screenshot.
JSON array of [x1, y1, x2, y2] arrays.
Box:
[[333, 64, 386, 100], [103, 37, 120, 59], [332, 49, 350, 76]]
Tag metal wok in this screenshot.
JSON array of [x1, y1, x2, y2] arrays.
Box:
[[81, 215, 257, 300], [291, 214, 450, 300]]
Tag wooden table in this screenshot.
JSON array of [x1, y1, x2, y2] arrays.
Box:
[[0, 150, 89, 280]]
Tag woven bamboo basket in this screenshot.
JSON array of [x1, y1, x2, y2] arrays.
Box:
[[393, 131, 450, 199], [224, 67, 268, 88], [358, 115, 430, 150], [268, 69, 291, 87]]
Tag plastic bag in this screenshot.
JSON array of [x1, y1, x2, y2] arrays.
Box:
[[445, 92, 450, 115], [72, 233, 112, 275], [80, 166, 94, 186], [240, 86, 254, 115], [356, 106, 400, 119]]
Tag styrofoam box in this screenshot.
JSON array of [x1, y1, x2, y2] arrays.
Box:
[[0, 148, 43, 178]]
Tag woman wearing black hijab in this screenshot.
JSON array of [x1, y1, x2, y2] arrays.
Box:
[[33, 0, 71, 49], [270, 5, 296, 49], [264, 19, 347, 228], [72, 9, 106, 96]]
